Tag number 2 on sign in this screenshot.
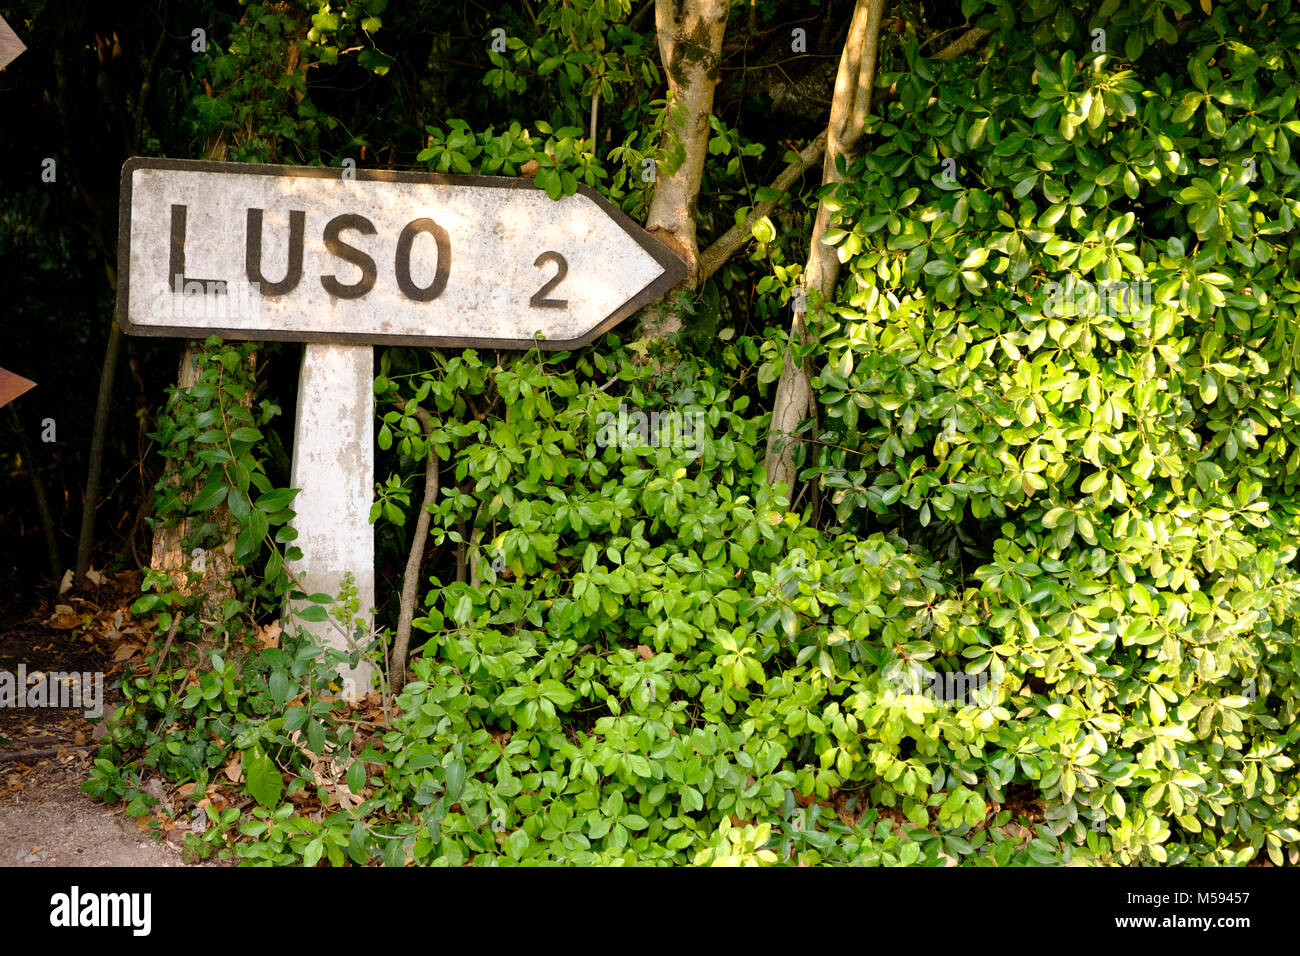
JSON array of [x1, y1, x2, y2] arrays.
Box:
[[531, 252, 568, 309]]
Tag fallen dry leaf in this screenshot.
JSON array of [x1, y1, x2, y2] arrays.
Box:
[[256, 619, 282, 650], [196, 794, 226, 814], [636, 644, 654, 660], [47, 605, 79, 630], [113, 642, 143, 662], [285, 727, 363, 811], [222, 751, 243, 784]]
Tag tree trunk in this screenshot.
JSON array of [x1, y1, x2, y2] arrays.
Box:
[[764, 0, 886, 493], [761, 23, 992, 496], [149, 344, 204, 575], [641, 0, 731, 341], [147, 124, 251, 636]]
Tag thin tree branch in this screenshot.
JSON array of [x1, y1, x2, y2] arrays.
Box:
[[698, 130, 827, 283], [390, 441, 438, 694], [75, 316, 121, 584], [934, 26, 991, 60], [134, 2, 169, 151], [698, 23, 991, 288], [0, 746, 98, 762], [389, 394, 438, 693], [9, 407, 60, 580], [764, 0, 884, 491]]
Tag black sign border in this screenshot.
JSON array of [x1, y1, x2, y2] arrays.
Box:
[[116, 156, 686, 351]]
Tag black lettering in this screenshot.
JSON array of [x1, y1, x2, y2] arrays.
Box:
[[320, 214, 377, 299], [168, 204, 222, 290], [394, 218, 450, 302], [245, 208, 305, 296]]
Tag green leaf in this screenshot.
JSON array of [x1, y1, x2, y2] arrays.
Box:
[[234, 507, 269, 564], [131, 594, 162, 615], [255, 488, 298, 513], [190, 480, 229, 513], [347, 761, 366, 795], [358, 48, 394, 76], [268, 670, 291, 707], [244, 743, 283, 809], [445, 759, 466, 803], [1080, 471, 1107, 495]]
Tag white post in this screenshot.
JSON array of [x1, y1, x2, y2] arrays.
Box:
[[288, 343, 376, 699]]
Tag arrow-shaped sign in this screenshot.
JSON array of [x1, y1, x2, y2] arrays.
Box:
[[116, 156, 684, 699], [117, 158, 685, 350], [0, 15, 25, 71], [0, 367, 36, 410]]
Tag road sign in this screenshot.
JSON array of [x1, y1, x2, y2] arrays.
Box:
[[117, 158, 684, 350], [0, 367, 35, 410], [116, 157, 685, 698], [0, 15, 24, 71]]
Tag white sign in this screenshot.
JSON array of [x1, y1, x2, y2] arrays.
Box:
[[116, 157, 684, 700], [117, 158, 684, 349]]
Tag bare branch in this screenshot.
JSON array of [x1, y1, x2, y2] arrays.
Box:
[[390, 438, 438, 693], [697, 21, 994, 289], [698, 130, 827, 283], [935, 26, 991, 61]]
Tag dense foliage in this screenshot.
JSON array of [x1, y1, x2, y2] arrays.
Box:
[[801, 0, 1300, 864], [64, 0, 1300, 865]]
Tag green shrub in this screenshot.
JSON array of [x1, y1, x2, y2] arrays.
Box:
[[804, 0, 1300, 864]]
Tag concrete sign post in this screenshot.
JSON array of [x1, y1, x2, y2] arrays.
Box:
[[117, 158, 685, 697]]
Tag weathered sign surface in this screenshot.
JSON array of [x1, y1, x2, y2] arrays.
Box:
[[117, 157, 684, 349], [116, 157, 684, 699]]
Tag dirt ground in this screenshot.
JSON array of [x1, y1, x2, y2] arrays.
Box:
[[0, 755, 189, 867], [0, 578, 198, 868]]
